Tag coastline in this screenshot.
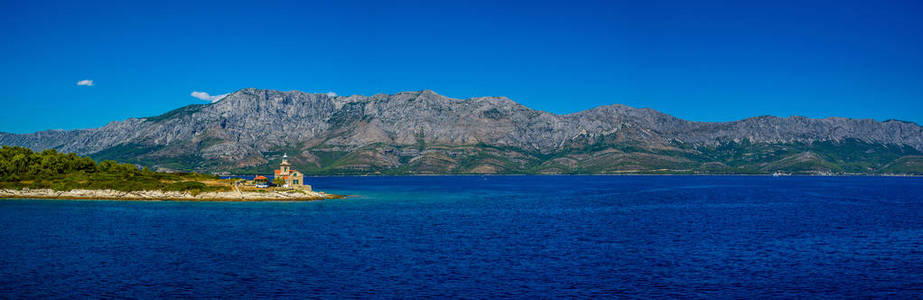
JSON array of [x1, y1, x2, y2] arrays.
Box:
[[292, 173, 923, 177], [0, 188, 345, 202]]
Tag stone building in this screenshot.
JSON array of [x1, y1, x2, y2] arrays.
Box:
[[274, 154, 309, 189]]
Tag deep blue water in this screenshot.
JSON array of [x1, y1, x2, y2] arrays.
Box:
[[2, 176, 922, 298]]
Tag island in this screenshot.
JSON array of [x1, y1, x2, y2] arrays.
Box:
[[0, 146, 343, 201]]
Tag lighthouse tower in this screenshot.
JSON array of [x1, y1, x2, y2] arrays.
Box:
[[280, 153, 291, 174]]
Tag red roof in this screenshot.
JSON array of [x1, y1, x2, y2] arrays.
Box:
[[254, 176, 268, 180]]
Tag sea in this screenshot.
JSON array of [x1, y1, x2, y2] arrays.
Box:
[[1, 175, 921, 298]]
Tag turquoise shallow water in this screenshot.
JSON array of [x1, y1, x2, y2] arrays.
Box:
[[1, 175, 922, 297]]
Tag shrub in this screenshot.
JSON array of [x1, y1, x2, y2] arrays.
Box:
[[0, 146, 224, 192]]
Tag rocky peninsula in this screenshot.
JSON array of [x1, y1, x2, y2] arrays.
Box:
[[0, 146, 344, 202], [0, 188, 343, 202]]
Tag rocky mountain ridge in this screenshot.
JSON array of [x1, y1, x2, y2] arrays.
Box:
[[2, 88, 922, 174]]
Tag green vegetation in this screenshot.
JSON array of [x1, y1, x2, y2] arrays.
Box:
[[880, 156, 923, 174], [74, 137, 923, 176], [198, 137, 227, 149], [90, 143, 224, 172], [143, 104, 206, 123], [207, 139, 923, 175], [0, 146, 225, 192], [272, 177, 285, 186], [682, 139, 923, 174], [89, 143, 165, 163]]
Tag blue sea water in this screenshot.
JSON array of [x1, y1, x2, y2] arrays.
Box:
[[1, 176, 922, 298]]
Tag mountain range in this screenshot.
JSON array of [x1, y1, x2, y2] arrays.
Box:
[[2, 88, 922, 175]]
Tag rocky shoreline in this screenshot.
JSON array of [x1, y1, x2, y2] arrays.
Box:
[[0, 188, 344, 202]]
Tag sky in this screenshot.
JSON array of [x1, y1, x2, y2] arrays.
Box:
[[1, 0, 922, 133]]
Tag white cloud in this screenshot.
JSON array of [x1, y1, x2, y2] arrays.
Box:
[[326, 91, 337, 97], [76, 79, 94, 86], [191, 91, 229, 103]]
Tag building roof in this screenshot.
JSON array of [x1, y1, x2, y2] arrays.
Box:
[[254, 175, 268, 180]]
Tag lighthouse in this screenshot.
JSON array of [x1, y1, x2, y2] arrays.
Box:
[[273, 153, 308, 189]]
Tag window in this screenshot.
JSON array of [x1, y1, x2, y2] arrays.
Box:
[[293, 180, 299, 185]]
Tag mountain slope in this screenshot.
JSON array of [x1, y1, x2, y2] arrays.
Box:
[[2, 88, 922, 174]]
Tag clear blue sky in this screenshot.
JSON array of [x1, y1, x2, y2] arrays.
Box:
[[1, 0, 922, 133]]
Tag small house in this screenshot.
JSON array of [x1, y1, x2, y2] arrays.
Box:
[[253, 175, 270, 188]]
